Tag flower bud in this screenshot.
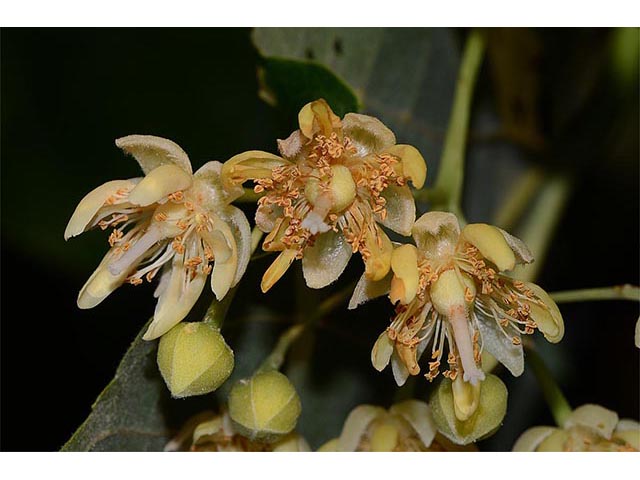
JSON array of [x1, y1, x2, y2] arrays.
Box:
[[228, 370, 302, 442], [429, 374, 507, 445], [157, 322, 234, 398]]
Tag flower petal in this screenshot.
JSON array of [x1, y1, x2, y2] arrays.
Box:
[[128, 164, 193, 207], [389, 244, 419, 305], [371, 331, 394, 372], [379, 185, 415, 236], [115, 135, 192, 175], [475, 309, 524, 377], [224, 206, 252, 287], [615, 419, 640, 450], [194, 160, 243, 205], [207, 217, 239, 301], [462, 223, 516, 272], [302, 230, 352, 289], [389, 400, 437, 448], [221, 150, 290, 188], [77, 255, 130, 309], [348, 271, 392, 310], [391, 337, 429, 387], [277, 130, 307, 162], [338, 405, 386, 452], [363, 229, 393, 281], [525, 282, 565, 343], [64, 179, 139, 240], [564, 404, 619, 439], [261, 249, 298, 293], [143, 256, 207, 340], [342, 113, 396, 156], [298, 99, 341, 139], [412, 211, 460, 257], [384, 144, 427, 189], [272, 433, 311, 452], [512, 426, 556, 452]]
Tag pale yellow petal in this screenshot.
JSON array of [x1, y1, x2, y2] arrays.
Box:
[[371, 331, 394, 372], [317, 438, 340, 452], [338, 405, 386, 452], [348, 271, 392, 310], [208, 218, 239, 301], [389, 244, 419, 305], [565, 404, 619, 439], [143, 259, 207, 340], [221, 150, 289, 188], [128, 164, 193, 207], [64, 179, 138, 240], [525, 282, 565, 343], [462, 223, 516, 272], [298, 99, 341, 139], [384, 144, 427, 188], [497, 227, 534, 264], [261, 249, 298, 293], [224, 206, 252, 287], [193, 160, 243, 204], [512, 426, 556, 452], [363, 229, 393, 281], [389, 400, 437, 448], [116, 134, 192, 175], [77, 256, 129, 309], [451, 376, 481, 421]]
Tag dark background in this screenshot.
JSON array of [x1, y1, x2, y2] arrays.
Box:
[[1, 28, 638, 451]]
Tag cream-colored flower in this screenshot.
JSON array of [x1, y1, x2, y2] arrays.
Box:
[[166, 411, 310, 452], [513, 404, 639, 452], [65, 135, 251, 340], [351, 211, 564, 390], [221, 99, 426, 292], [318, 400, 438, 452]]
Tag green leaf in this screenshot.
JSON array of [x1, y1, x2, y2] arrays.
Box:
[[258, 57, 360, 118], [61, 319, 172, 451]]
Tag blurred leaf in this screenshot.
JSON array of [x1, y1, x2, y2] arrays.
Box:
[[258, 58, 360, 118], [61, 319, 171, 451]]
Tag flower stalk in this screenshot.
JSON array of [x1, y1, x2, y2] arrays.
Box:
[[526, 346, 572, 427], [550, 284, 640, 303]]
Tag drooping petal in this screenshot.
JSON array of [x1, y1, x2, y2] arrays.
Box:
[[525, 282, 565, 343], [116, 135, 192, 175], [220, 150, 290, 189], [564, 404, 619, 439], [512, 426, 556, 452], [261, 249, 298, 293], [128, 164, 193, 207], [302, 230, 353, 289], [371, 332, 394, 372], [389, 244, 419, 305], [411, 211, 460, 258], [276, 130, 306, 162], [338, 405, 386, 452], [194, 160, 243, 205], [461, 223, 516, 272], [475, 308, 525, 377], [224, 206, 252, 287], [497, 227, 534, 264], [77, 256, 130, 309], [391, 338, 429, 387], [363, 229, 393, 281], [389, 400, 437, 448], [255, 204, 282, 233], [64, 179, 139, 240], [143, 255, 207, 340], [342, 113, 396, 156], [379, 185, 415, 236], [206, 217, 239, 301], [348, 271, 392, 310], [384, 144, 427, 188]]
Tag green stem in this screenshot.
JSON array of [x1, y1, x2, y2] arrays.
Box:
[[526, 346, 572, 427], [550, 285, 640, 303], [493, 168, 544, 231], [515, 174, 572, 282], [257, 282, 355, 373], [426, 29, 486, 215]]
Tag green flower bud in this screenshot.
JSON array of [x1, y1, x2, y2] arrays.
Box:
[[157, 322, 234, 398], [228, 370, 302, 442], [429, 374, 508, 445]]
